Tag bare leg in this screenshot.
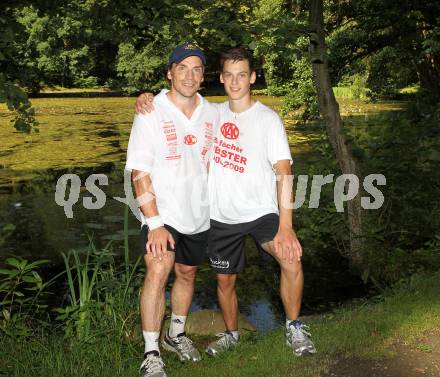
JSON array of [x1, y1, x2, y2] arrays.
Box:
[[170, 263, 197, 316], [140, 252, 175, 331], [217, 273, 238, 330], [261, 241, 303, 320], [164, 263, 202, 362]]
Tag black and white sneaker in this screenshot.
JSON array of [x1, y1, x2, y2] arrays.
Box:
[[162, 331, 202, 362], [286, 321, 317, 356], [139, 351, 167, 377]]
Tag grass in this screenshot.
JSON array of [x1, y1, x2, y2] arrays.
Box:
[[2, 269, 439, 376], [39, 86, 113, 93], [399, 84, 420, 94], [333, 86, 369, 99]]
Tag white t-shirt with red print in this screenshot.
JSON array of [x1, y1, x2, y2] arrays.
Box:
[[208, 101, 292, 224], [125, 90, 219, 234]]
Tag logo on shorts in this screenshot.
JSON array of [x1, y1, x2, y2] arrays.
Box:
[[209, 255, 230, 269], [184, 134, 198, 145], [220, 122, 239, 140]]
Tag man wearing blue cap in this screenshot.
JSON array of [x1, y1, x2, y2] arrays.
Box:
[[126, 42, 218, 377], [135, 46, 317, 365]]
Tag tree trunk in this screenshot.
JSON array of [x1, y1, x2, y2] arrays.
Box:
[[309, 0, 364, 270], [416, 58, 440, 103]]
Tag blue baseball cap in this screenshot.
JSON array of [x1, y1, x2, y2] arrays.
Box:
[[168, 42, 206, 66]]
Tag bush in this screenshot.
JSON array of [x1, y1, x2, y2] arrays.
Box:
[[353, 100, 440, 284], [73, 76, 99, 88]]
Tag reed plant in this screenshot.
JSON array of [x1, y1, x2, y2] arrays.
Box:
[[55, 204, 143, 340]]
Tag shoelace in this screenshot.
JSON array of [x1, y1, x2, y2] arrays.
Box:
[[173, 335, 195, 354], [215, 332, 236, 348], [288, 324, 312, 341], [140, 355, 165, 374]]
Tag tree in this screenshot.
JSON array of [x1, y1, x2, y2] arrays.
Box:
[[0, 2, 37, 132], [309, 0, 364, 270], [13, 3, 100, 90], [326, 0, 440, 102], [115, 0, 256, 92]]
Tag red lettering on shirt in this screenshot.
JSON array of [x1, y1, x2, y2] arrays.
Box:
[[201, 122, 213, 163], [184, 134, 197, 145], [162, 120, 181, 161], [213, 140, 247, 173], [221, 122, 239, 140]]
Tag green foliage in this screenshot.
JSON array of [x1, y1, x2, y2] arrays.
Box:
[[253, 0, 305, 88], [57, 242, 142, 339], [0, 78, 38, 133], [361, 236, 440, 289], [350, 100, 440, 285], [334, 74, 370, 99], [58, 242, 111, 339], [13, 5, 98, 89], [423, 16, 440, 57], [281, 53, 319, 120], [114, 0, 257, 91], [2, 268, 440, 376], [0, 256, 51, 336], [116, 42, 167, 93], [0, 224, 16, 248], [0, 11, 38, 133], [1, 0, 439, 106], [366, 47, 416, 100], [288, 96, 440, 287], [73, 75, 99, 88], [56, 206, 143, 339], [182, 0, 255, 53], [252, 1, 320, 121], [326, 0, 440, 102]]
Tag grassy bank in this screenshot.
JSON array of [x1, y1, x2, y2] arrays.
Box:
[[2, 270, 439, 377]]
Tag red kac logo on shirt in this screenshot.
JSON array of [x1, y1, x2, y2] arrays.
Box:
[[184, 134, 198, 145], [220, 122, 239, 140]]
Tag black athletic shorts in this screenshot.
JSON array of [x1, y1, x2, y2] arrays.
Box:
[[140, 224, 208, 266], [208, 213, 279, 274]]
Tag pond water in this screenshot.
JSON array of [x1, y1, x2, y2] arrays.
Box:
[[0, 95, 404, 333]]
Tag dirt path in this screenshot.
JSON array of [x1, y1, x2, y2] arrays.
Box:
[[325, 332, 440, 377]]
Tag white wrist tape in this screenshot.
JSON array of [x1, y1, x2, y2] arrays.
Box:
[[145, 215, 164, 230]]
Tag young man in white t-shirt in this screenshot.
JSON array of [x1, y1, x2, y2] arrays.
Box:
[[136, 47, 316, 359], [204, 48, 316, 357], [126, 43, 218, 377]]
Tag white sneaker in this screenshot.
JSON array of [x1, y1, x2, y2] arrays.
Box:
[[162, 331, 202, 362], [139, 352, 167, 377], [286, 321, 317, 356], [205, 331, 239, 357]]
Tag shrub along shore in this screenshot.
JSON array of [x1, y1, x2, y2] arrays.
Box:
[[2, 263, 439, 376]]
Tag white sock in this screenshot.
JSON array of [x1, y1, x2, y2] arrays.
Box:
[[143, 331, 160, 355], [229, 330, 240, 341], [169, 313, 187, 338]]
